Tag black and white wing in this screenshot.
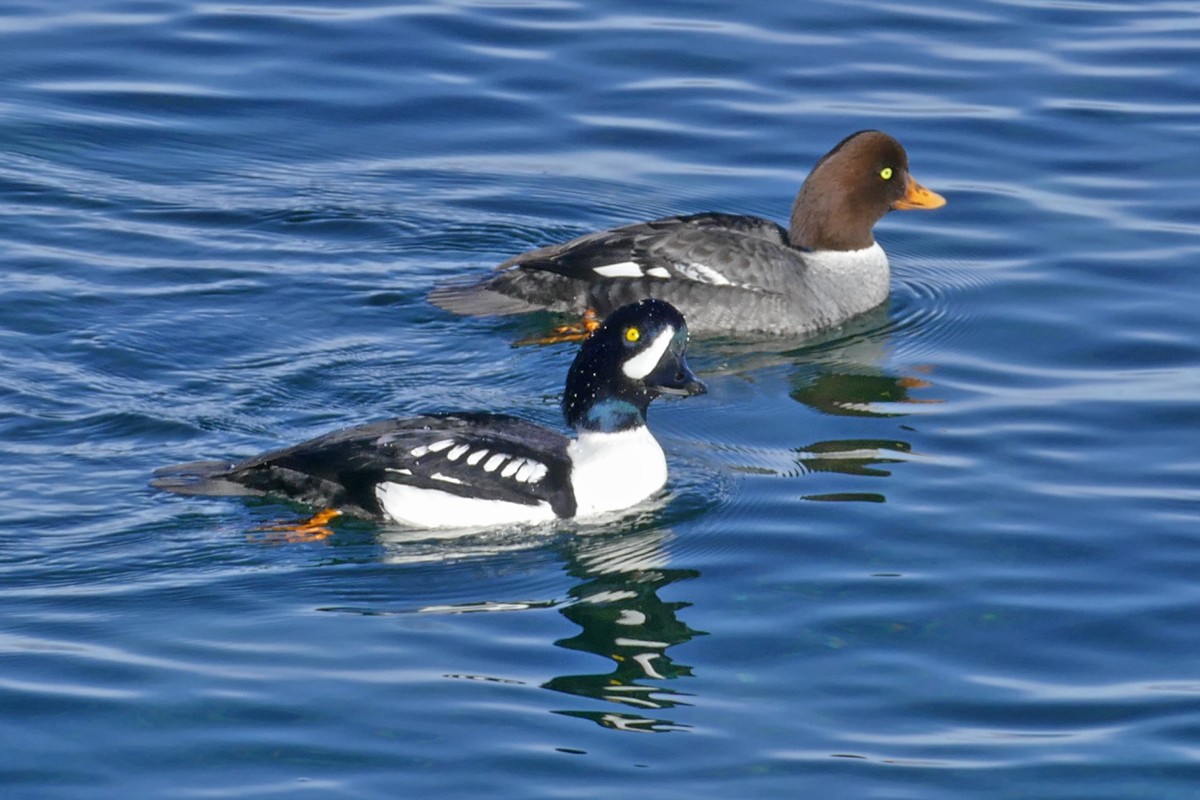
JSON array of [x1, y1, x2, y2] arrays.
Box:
[[152, 413, 577, 519], [428, 213, 795, 317]]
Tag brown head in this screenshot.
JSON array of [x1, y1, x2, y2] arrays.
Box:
[[788, 130, 945, 251]]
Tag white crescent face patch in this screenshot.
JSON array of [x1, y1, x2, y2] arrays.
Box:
[[621, 326, 675, 380]]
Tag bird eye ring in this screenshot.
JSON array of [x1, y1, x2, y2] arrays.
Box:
[[880, 167, 894, 180], [625, 326, 640, 343]]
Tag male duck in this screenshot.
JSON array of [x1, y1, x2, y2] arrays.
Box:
[[152, 299, 706, 529]]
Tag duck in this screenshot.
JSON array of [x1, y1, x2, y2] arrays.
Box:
[[151, 299, 707, 529], [429, 130, 945, 336]]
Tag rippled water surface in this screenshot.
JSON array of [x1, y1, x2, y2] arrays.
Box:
[[3, 1, 1200, 797]]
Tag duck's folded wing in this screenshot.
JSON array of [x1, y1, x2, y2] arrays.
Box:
[[429, 214, 792, 316], [504, 213, 791, 286], [154, 414, 577, 519]]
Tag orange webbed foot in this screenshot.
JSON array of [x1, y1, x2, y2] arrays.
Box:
[[514, 309, 602, 346], [253, 508, 343, 543]]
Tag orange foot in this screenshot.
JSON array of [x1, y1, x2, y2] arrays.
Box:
[[514, 309, 602, 346], [254, 508, 343, 543]]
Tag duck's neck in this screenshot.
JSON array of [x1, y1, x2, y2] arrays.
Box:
[[566, 396, 648, 434], [796, 243, 891, 318], [787, 184, 878, 252]]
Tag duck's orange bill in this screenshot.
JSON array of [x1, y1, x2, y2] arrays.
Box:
[[893, 175, 946, 210]]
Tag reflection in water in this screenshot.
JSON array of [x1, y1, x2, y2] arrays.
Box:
[[373, 524, 705, 734], [546, 528, 702, 733], [698, 306, 937, 498], [790, 369, 936, 418]]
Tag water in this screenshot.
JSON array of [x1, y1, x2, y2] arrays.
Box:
[[3, 0, 1199, 797]]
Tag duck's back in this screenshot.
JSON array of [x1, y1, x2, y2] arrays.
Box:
[[431, 212, 825, 333]]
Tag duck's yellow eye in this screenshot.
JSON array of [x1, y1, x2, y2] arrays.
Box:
[[880, 166, 894, 181], [625, 326, 640, 343]]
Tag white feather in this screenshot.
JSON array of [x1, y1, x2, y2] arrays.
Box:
[[567, 426, 667, 517], [621, 327, 674, 380], [375, 482, 556, 528], [592, 261, 644, 278], [676, 261, 731, 286]]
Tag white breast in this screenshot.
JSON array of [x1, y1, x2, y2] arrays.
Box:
[[804, 242, 890, 316], [567, 426, 668, 518]]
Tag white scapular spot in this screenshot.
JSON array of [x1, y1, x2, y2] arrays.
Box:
[[427, 439, 455, 453], [466, 449, 488, 465], [431, 472, 464, 485], [501, 458, 523, 478], [446, 444, 470, 461], [409, 445, 429, 458], [645, 266, 671, 278], [621, 327, 675, 380], [386, 467, 414, 477], [677, 261, 731, 286], [483, 453, 508, 472], [514, 460, 542, 483], [592, 261, 644, 278]]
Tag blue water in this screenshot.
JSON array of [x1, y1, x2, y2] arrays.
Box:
[[3, 1, 1200, 797]]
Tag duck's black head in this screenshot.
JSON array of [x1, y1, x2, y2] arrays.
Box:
[[562, 299, 707, 433]]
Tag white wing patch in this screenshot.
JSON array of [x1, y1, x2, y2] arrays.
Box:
[[675, 261, 732, 286], [398, 439, 548, 484], [645, 266, 671, 278], [592, 261, 644, 278], [410, 438, 455, 458], [515, 461, 546, 483], [622, 326, 675, 380]]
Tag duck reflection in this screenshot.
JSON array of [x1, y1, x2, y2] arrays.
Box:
[[701, 302, 939, 416], [693, 305, 936, 495], [372, 523, 703, 734], [545, 527, 702, 733]]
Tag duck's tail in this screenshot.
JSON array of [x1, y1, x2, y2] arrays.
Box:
[[427, 278, 545, 317], [150, 460, 260, 497]]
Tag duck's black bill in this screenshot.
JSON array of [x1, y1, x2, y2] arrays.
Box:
[[647, 357, 707, 397]]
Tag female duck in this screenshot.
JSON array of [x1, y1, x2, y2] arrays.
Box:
[[430, 130, 945, 336]]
